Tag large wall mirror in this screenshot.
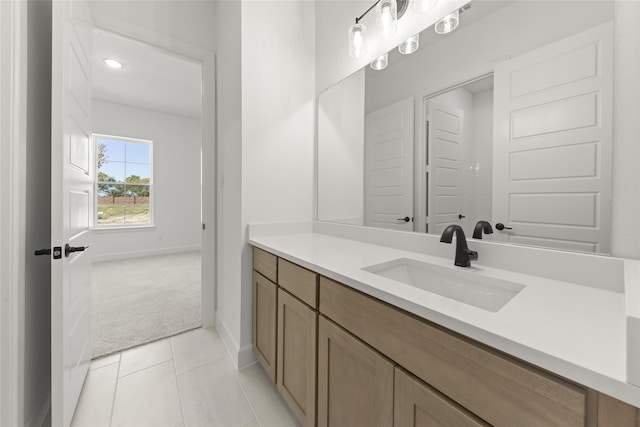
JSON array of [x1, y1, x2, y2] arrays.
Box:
[[317, 0, 616, 255]]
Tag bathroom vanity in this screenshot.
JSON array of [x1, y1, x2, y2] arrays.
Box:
[[249, 223, 640, 427]]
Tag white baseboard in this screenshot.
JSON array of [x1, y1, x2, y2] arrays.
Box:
[[92, 245, 201, 263], [214, 311, 256, 370]]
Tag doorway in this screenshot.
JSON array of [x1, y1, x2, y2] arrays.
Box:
[[90, 28, 204, 357]]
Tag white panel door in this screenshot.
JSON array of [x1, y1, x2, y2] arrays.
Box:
[[493, 22, 612, 253], [427, 102, 464, 235], [364, 98, 414, 231], [51, 1, 93, 426]]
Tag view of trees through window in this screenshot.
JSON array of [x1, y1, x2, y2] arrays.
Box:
[[95, 135, 152, 226]]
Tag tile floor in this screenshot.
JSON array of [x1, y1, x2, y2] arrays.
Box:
[[71, 327, 300, 427]]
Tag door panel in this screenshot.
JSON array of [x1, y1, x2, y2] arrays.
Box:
[[364, 98, 414, 231], [493, 22, 612, 253], [428, 102, 464, 234], [51, 1, 93, 425]]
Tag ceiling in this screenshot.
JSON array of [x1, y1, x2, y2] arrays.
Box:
[[92, 28, 202, 119]]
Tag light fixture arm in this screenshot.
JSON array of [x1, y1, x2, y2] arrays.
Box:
[[354, 0, 382, 24]]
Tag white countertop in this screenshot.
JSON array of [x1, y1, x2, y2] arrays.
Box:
[[249, 229, 640, 408]]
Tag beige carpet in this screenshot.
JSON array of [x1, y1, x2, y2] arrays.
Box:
[[91, 251, 201, 358]]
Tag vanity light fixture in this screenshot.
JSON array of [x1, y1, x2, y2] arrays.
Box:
[[412, 0, 438, 13], [370, 52, 389, 70], [377, 0, 398, 38], [104, 58, 123, 69], [398, 33, 419, 54], [434, 8, 460, 34], [348, 0, 408, 58]]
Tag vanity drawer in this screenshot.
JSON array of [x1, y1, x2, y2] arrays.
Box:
[[253, 247, 277, 283], [319, 276, 587, 427], [278, 259, 318, 308]]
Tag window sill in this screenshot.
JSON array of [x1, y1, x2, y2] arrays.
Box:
[[92, 225, 156, 233]]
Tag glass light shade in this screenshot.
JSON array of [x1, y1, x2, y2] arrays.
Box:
[[398, 33, 420, 54], [348, 23, 367, 58], [370, 52, 389, 71], [377, 0, 398, 38], [412, 0, 438, 13], [435, 9, 459, 34]]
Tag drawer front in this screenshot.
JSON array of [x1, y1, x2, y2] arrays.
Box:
[[253, 247, 277, 283], [395, 368, 490, 427], [319, 277, 587, 427], [278, 259, 318, 308]]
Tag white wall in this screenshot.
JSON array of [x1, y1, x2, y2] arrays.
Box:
[[214, 0, 243, 363], [215, 0, 316, 368], [318, 68, 365, 224], [1, 1, 52, 425], [91, 100, 202, 261], [89, 0, 216, 53]]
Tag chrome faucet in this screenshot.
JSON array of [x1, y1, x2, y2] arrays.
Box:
[[440, 225, 478, 267], [472, 220, 493, 239]]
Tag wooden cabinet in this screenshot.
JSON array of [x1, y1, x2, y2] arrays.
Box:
[[394, 367, 489, 427], [252, 271, 277, 382], [320, 276, 587, 427], [317, 316, 394, 427], [277, 289, 317, 427], [252, 248, 318, 427], [251, 245, 640, 426]]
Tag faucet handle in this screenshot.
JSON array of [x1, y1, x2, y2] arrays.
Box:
[[466, 249, 478, 261]]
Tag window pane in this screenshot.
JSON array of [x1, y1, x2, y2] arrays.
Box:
[[98, 139, 125, 162], [97, 185, 126, 225], [125, 163, 150, 181], [126, 143, 150, 164], [99, 161, 125, 182], [125, 184, 150, 197], [124, 202, 150, 224]]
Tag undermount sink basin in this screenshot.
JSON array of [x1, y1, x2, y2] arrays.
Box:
[[362, 258, 525, 312]]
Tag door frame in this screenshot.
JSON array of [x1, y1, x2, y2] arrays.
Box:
[[0, 1, 27, 426], [89, 20, 217, 327], [417, 72, 494, 234]]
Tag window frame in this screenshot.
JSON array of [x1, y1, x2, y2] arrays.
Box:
[[93, 133, 154, 229]]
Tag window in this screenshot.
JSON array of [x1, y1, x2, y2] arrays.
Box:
[[95, 134, 153, 227]]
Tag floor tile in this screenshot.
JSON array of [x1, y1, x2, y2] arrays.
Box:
[[236, 364, 300, 427], [111, 360, 183, 427], [119, 338, 173, 378], [90, 353, 121, 370], [177, 357, 255, 427], [171, 327, 226, 375], [71, 363, 119, 427]]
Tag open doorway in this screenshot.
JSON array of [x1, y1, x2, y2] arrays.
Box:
[[90, 28, 203, 357]]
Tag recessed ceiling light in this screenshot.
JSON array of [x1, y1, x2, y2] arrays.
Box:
[[104, 58, 123, 69]]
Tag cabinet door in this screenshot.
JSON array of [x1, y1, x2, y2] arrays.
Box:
[[277, 289, 317, 427], [253, 271, 277, 382], [317, 316, 394, 427], [395, 368, 490, 427]]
